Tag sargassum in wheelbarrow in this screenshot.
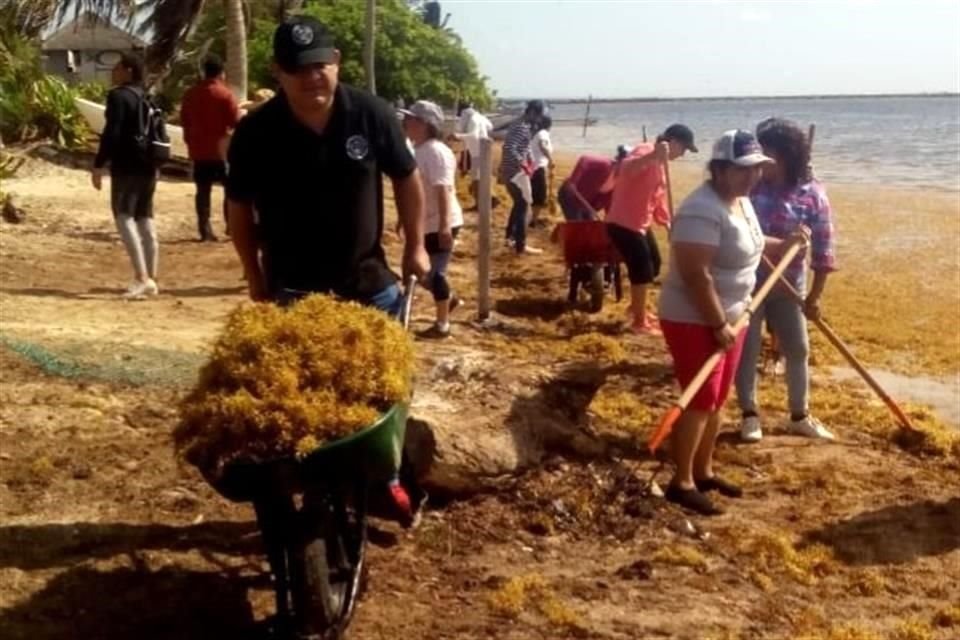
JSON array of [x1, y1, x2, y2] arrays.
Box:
[[173, 294, 414, 481]]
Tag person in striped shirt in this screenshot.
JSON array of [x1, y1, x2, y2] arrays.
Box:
[[499, 100, 547, 255]]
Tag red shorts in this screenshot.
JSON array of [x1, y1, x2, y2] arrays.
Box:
[[660, 319, 747, 412]]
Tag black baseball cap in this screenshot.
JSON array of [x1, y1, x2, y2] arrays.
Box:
[[662, 123, 698, 153], [274, 16, 337, 72]]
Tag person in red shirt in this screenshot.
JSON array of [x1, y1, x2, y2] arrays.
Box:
[[180, 56, 241, 241], [557, 153, 614, 221]]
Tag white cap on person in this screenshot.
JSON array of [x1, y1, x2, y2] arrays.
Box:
[[711, 129, 774, 166], [398, 100, 444, 130]]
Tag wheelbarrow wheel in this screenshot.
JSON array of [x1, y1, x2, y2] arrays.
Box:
[[588, 266, 604, 312], [290, 497, 366, 639], [613, 263, 624, 302], [567, 268, 580, 306]]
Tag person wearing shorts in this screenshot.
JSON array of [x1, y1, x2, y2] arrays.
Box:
[[91, 53, 160, 299], [529, 115, 553, 227], [604, 124, 697, 334], [401, 101, 464, 338], [658, 129, 807, 516]]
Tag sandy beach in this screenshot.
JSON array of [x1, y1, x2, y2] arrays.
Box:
[[0, 144, 958, 639]]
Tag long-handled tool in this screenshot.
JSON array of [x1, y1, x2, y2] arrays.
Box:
[[567, 183, 600, 219], [648, 241, 806, 453], [662, 156, 675, 226], [760, 254, 915, 431], [400, 275, 417, 330]]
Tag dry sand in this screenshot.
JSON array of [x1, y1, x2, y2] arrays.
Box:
[[0, 145, 958, 639]]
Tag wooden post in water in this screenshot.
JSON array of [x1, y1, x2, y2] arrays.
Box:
[[642, 125, 648, 142], [582, 94, 592, 137], [477, 137, 493, 321], [808, 123, 816, 147]]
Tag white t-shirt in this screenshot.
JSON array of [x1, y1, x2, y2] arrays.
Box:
[[414, 139, 464, 234], [530, 129, 553, 169], [658, 182, 765, 324], [456, 109, 493, 158]]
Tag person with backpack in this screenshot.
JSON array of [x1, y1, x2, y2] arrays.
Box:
[[92, 53, 167, 298], [181, 56, 241, 241]]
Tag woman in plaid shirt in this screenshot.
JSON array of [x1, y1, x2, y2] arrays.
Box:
[[735, 119, 838, 443]]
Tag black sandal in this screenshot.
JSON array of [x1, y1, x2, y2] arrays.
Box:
[[696, 476, 743, 498], [664, 484, 724, 516]]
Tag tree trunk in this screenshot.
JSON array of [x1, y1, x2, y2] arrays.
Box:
[[275, 0, 304, 22], [223, 0, 247, 101], [363, 0, 376, 94]]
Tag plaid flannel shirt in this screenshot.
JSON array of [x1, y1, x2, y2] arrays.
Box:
[[750, 179, 837, 292]]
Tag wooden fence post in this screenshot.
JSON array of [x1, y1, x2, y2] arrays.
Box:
[[477, 137, 493, 321]]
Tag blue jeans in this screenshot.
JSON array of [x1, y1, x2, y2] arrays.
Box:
[[276, 283, 404, 319], [505, 181, 527, 252], [735, 291, 811, 416], [365, 283, 404, 318]]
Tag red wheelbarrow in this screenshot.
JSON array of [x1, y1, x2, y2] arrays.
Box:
[[556, 220, 624, 312]]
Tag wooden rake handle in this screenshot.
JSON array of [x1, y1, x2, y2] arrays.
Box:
[[759, 255, 915, 432]]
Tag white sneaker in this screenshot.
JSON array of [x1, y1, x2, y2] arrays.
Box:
[[519, 245, 544, 255], [123, 278, 158, 299], [788, 415, 835, 440], [773, 358, 785, 376], [740, 415, 763, 443]]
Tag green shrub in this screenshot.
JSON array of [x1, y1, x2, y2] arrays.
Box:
[[0, 19, 89, 148]]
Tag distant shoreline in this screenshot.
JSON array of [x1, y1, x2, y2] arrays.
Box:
[[502, 92, 960, 105]]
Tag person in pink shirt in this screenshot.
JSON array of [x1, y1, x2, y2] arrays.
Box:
[[604, 124, 698, 334]]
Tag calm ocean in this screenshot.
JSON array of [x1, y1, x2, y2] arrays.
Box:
[[546, 95, 960, 192]]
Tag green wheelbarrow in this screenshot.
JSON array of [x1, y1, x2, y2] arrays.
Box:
[[211, 280, 419, 640]]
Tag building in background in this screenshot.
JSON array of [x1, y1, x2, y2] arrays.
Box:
[[41, 12, 146, 84]]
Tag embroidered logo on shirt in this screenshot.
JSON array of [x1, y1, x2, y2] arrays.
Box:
[[345, 134, 369, 161], [291, 24, 314, 46]]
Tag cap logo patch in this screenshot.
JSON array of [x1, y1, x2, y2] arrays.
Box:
[[346, 134, 369, 161], [291, 24, 314, 46]]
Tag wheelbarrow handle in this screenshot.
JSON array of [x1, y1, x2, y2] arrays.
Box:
[[400, 276, 417, 331]]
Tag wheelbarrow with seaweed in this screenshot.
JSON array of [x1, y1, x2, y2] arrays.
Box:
[[206, 280, 418, 640]]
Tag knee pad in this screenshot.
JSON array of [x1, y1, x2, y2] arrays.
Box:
[[431, 271, 450, 302]]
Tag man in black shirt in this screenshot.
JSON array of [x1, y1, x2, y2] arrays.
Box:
[[93, 53, 160, 298], [226, 17, 429, 528], [226, 16, 429, 311]]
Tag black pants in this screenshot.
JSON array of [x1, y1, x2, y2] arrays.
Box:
[[505, 181, 527, 252], [531, 167, 547, 207], [193, 160, 227, 240], [606, 223, 661, 284]]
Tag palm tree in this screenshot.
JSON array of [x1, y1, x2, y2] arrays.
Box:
[[364, 0, 376, 94], [222, 0, 247, 100], [2, 0, 59, 37]]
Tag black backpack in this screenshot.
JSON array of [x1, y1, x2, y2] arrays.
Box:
[[122, 86, 171, 165]]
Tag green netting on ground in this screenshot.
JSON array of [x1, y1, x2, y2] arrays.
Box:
[[0, 333, 206, 387]]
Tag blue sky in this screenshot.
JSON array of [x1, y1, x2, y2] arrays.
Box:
[[441, 0, 960, 99]]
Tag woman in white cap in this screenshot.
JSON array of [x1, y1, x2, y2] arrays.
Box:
[[656, 129, 808, 515], [401, 100, 464, 338]]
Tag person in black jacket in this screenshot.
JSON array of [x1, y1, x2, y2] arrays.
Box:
[[92, 53, 160, 298]]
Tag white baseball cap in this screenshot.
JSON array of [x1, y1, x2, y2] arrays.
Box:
[[398, 100, 444, 130], [711, 129, 774, 166]]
